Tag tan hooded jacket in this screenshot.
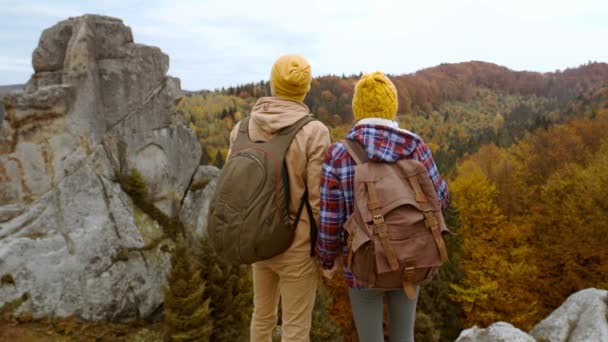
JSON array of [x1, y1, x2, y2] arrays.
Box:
[[228, 97, 331, 262]]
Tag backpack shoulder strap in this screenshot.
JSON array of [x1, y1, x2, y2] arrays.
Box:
[[341, 139, 369, 165], [408, 174, 449, 263], [272, 115, 317, 256], [268, 115, 316, 156], [233, 116, 253, 149], [278, 115, 316, 136]]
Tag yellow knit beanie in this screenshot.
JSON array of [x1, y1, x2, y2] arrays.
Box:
[[270, 54, 312, 102], [352, 71, 398, 121]]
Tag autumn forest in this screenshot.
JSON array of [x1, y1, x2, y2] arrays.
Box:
[[176, 61, 608, 341]]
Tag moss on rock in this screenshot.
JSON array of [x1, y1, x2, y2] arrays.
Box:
[[1, 274, 15, 286], [190, 178, 210, 192], [0, 293, 29, 316], [118, 168, 184, 241]]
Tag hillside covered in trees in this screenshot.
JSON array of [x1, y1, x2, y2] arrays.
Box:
[[176, 61, 608, 340], [180, 61, 608, 172]]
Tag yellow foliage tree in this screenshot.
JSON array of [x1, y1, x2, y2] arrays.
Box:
[[450, 161, 538, 329]]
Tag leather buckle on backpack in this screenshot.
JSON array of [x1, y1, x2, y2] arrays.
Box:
[[373, 215, 384, 225], [423, 209, 438, 229], [403, 260, 416, 282]]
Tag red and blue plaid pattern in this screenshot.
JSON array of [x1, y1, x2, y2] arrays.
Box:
[[316, 123, 449, 287]]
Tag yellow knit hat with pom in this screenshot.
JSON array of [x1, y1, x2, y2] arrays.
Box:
[[270, 54, 312, 102], [352, 71, 398, 121]]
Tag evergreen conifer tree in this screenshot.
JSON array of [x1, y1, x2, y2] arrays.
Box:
[[164, 238, 213, 341], [214, 150, 225, 168], [196, 238, 253, 341]]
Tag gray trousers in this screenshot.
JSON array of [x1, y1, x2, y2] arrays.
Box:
[[348, 287, 419, 342]]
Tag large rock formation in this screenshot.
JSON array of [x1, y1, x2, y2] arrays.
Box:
[[530, 288, 608, 342], [0, 15, 216, 321], [456, 288, 608, 342]]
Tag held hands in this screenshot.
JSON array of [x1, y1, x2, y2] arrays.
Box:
[[321, 262, 339, 279]]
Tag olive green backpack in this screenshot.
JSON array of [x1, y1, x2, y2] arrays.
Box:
[[207, 115, 315, 264]]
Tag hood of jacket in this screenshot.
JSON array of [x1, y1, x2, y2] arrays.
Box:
[[346, 117, 422, 163], [250, 97, 312, 134]]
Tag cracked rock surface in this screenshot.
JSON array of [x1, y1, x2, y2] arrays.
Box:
[[455, 289, 608, 342], [530, 288, 608, 342], [0, 15, 215, 321]]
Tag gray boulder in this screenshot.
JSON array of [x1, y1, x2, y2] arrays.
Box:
[[0, 15, 213, 321], [179, 165, 220, 245], [530, 288, 608, 342], [455, 322, 534, 342]]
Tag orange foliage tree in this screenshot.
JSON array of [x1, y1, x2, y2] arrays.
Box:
[[451, 111, 608, 330]]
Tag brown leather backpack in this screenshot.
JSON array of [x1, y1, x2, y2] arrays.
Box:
[[341, 139, 450, 299]]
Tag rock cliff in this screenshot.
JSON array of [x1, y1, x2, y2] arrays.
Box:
[[0, 15, 215, 321]]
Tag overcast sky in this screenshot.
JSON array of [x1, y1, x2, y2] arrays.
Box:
[[1, 0, 607, 90]]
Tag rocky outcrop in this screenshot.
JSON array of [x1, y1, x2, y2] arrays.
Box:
[[179, 165, 220, 243], [530, 288, 608, 342], [0, 15, 215, 321], [0, 85, 23, 128], [456, 289, 608, 342], [455, 322, 534, 342]]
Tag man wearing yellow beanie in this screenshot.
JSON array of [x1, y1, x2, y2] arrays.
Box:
[[226, 54, 330, 342], [270, 54, 312, 102], [317, 71, 450, 342]]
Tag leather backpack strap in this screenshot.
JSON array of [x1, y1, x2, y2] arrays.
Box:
[[408, 176, 449, 262], [341, 139, 369, 165], [367, 181, 400, 272], [402, 259, 418, 299]]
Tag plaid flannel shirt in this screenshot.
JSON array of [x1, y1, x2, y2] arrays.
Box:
[[316, 123, 449, 287]]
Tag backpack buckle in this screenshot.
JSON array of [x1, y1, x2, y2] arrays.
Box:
[[373, 215, 385, 225], [402, 260, 416, 282], [422, 209, 437, 228]]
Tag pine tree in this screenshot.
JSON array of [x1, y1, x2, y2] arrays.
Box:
[[164, 238, 213, 342], [214, 150, 225, 168], [199, 148, 211, 166], [414, 312, 440, 342], [195, 238, 253, 342]]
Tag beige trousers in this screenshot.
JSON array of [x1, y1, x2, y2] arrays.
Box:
[[250, 256, 318, 342]]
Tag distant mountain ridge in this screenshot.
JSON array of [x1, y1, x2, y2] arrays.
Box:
[[0, 84, 24, 94], [213, 61, 608, 123], [182, 61, 608, 174]]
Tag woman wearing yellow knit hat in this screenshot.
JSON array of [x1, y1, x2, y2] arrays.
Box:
[[222, 54, 330, 342], [316, 72, 450, 341]]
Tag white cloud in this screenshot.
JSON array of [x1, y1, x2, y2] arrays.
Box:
[[0, 0, 79, 19], [0, 0, 606, 89]]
